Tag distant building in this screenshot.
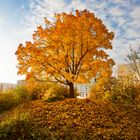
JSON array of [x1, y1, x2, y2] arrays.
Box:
[[75, 84, 89, 98], [0, 83, 17, 92], [75, 78, 96, 97], [17, 80, 26, 86]]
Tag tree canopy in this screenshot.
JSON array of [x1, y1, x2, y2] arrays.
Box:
[[16, 9, 115, 97]]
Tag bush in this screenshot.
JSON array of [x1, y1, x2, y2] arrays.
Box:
[[0, 86, 32, 113], [42, 84, 78, 102], [12, 85, 43, 101], [42, 84, 69, 102], [14, 86, 30, 102], [90, 76, 140, 105], [107, 76, 139, 105], [27, 82, 52, 100], [0, 92, 19, 113], [0, 112, 32, 140]]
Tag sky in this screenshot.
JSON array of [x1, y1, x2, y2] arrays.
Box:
[[0, 0, 140, 84]]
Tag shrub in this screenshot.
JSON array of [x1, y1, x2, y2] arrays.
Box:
[[42, 84, 78, 102], [14, 86, 30, 102], [0, 92, 19, 113], [42, 84, 69, 102], [89, 76, 140, 105], [0, 112, 32, 140], [0, 86, 32, 113], [107, 76, 139, 105], [27, 82, 52, 100], [14, 85, 43, 101]]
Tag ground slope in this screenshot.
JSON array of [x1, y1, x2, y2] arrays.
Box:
[[0, 99, 140, 139]]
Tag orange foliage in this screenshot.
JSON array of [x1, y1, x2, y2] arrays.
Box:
[[15, 9, 115, 97]]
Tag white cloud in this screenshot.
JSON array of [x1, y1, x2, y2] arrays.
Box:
[[93, 1, 107, 9], [130, 6, 140, 19], [109, 7, 125, 16], [68, 0, 88, 10], [130, 19, 140, 28], [0, 18, 3, 24], [114, 28, 123, 38], [125, 28, 140, 38], [116, 17, 127, 26], [113, 0, 126, 4]]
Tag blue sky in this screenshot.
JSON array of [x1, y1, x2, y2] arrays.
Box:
[[0, 0, 140, 83]]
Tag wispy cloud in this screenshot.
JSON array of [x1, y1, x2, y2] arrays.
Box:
[[130, 6, 140, 19], [17, 0, 140, 67]]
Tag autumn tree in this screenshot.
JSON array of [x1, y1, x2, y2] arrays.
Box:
[[16, 10, 115, 98], [126, 45, 140, 82]]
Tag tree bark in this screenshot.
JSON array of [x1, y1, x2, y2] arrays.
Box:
[[69, 82, 75, 98]]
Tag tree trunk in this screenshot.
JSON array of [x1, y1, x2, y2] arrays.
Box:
[[69, 82, 75, 98]]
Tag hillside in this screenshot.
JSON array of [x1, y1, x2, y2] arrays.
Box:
[[0, 99, 140, 139]]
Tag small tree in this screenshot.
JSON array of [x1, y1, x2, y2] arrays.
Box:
[[15, 10, 115, 98], [126, 45, 140, 82]]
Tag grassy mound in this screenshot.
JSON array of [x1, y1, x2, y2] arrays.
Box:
[[0, 99, 140, 139]]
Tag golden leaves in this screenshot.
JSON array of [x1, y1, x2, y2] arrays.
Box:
[[3, 99, 138, 139], [15, 9, 115, 87]]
